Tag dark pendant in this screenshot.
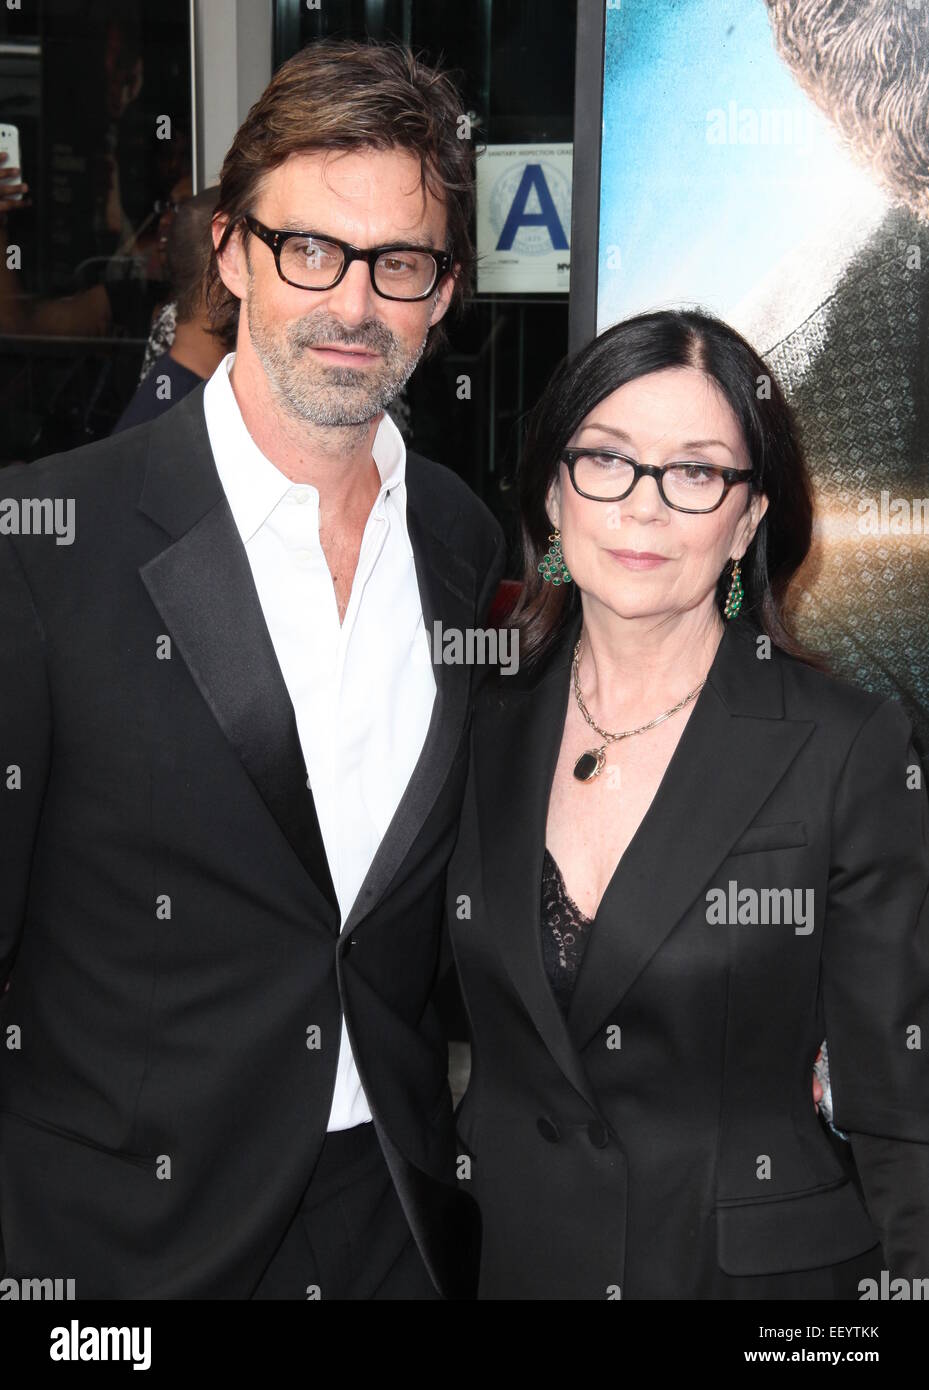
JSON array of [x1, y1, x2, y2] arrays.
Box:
[[573, 749, 605, 782]]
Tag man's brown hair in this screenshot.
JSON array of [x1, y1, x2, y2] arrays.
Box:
[[207, 37, 479, 359], [168, 187, 236, 350]]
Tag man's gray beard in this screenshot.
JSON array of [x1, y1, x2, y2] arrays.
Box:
[[246, 292, 429, 428]]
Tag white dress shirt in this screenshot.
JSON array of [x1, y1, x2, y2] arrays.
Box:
[[202, 353, 436, 1129]]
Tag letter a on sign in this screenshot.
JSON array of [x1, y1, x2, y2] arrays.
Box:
[[496, 165, 569, 251]]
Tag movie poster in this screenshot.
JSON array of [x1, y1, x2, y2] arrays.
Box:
[[597, 0, 929, 762]]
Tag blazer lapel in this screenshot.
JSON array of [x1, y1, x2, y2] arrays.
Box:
[[136, 388, 340, 925], [137, 402, 484, 940], [339, 476, 476, 938], [566, 616, 816, 1050], [475, 608, 817, 1099], [474, 605, 602, 1112]]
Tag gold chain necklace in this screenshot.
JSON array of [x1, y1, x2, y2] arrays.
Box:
[[571, 635, 706, 782]]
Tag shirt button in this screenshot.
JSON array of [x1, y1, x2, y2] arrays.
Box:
[[292, 488, 311, 505]]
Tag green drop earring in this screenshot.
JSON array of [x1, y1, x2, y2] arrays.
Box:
[[538, 529, 572, 586], [723, 558, 744, 619]]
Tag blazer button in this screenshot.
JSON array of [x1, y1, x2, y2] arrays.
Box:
[[537, 1116, 561, 1143], [587, 1120, 609, 1148]]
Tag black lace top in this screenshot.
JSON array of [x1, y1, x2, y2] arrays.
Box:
[[540, 847, 595, 1013]]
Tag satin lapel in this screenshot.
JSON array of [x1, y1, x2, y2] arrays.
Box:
[[339, 486, 475, 938], [566, 622, 816, 1051], [136, 388, 339, 924], [474, 608, 602, 1112]]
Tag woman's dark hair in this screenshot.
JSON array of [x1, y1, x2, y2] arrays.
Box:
[[511, 308, 821, 669]]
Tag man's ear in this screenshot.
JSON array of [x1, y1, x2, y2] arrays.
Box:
[[213, 215, 249, 301], [428, 261, 458, 328]]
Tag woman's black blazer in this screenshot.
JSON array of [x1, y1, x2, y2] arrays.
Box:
[[446, 609, 929, 1299]]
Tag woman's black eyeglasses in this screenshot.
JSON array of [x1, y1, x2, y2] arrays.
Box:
[[561, 448, 756, 515], [241, 215, 452, 302]]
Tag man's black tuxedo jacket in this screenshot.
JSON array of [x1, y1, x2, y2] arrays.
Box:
[[447, 607, 929, 1299], [0, 385, 505, 1299]]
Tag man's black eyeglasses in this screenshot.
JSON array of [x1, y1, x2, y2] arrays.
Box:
[[242, 215, 452, 302], [561, 448, 756, 515]]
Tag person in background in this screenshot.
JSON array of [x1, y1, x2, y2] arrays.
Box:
[[0, 151, 181, 345], [0, 151, 111, 339], [135, 174, 195, 383], [112, 187, 236, 433]]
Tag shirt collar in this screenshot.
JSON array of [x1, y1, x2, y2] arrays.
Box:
[[202, 351, 408, 544]]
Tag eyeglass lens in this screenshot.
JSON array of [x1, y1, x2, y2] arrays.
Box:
[[279, 235, 438, 297], [572, 453, 730, 510]]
